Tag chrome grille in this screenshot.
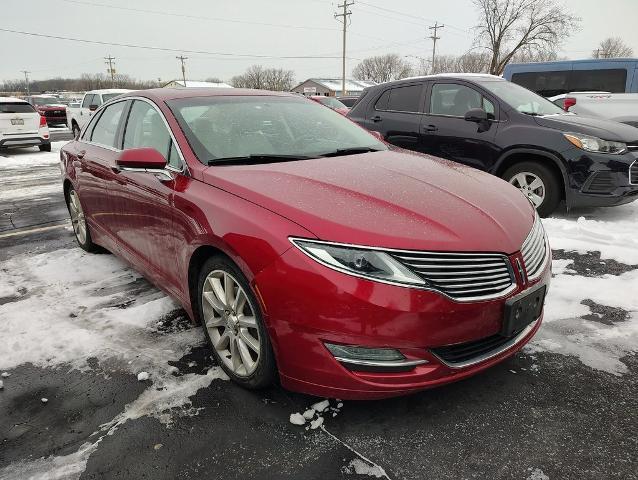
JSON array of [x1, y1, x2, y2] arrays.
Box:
[[521, 217, 548, 280], [630, 160, 638, 185], [392, 251, 514, 301]]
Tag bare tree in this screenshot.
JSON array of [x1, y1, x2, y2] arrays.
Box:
[[352, 54, 413, 83], [431, 55, 461, 74], [592, 37, 634, 59], [231, 65, 294, 91], [510, 46, 560, 64], [474, 0, 579, 75], [457, 52, 491, 73]]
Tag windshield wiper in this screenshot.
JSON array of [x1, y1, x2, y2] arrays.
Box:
[[319, 147, 382, 157], [208, 154, 318, 166]]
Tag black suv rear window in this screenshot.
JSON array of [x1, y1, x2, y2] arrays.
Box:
[[0, 102, 36, 113]]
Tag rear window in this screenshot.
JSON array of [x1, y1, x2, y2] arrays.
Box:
[[511, 71, 570, 97], [511, 68, 628, 96], [375, 84, 423, 113], [0, 102, 36, 113]]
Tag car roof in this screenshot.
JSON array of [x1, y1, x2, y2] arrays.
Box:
[[0, 96, 29, 103], [87, 89, 132, 95], [370, 73, 504, 89], [120, 87, 298, 103]]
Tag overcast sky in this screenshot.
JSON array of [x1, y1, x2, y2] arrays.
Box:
[[1, 0, 637, 85]]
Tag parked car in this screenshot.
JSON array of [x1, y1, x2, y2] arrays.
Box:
[[67, 89, 131, 138], [503, 58, 638, 97], [26, 94, 68, 127], [550, 92, 638, 128], [60, 88, 550, 399], [336, 95, 361, 108], [308, 95, 350, 115], [0, 97, 51, 151], [348, 74, 638, 216]]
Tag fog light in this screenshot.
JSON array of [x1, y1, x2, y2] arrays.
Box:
[[325, 343, 405, 361], [325, 342, 428, 372]]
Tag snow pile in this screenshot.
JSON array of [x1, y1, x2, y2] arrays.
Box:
[[137, 371, 150, 381], [526, 468, 550, 480], [288, 399, 343, 429], [342, 458, 386, 478]]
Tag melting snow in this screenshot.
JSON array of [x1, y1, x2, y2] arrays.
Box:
[[342, 458, 386, 478]]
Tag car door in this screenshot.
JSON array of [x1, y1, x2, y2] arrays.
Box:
[[79, 94, 97, 129], [72, 100, 128, 244], [109, 98, 185, 290], [420, 81, 500, 170], [366, 82, 428, 152]]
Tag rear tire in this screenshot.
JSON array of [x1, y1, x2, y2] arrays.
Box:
[[503, 161, 561, 218], [39, 143, 51, 152], [197, 255, 277, 389], [72, 123, 81, 140], [65, 186, 99, 252]]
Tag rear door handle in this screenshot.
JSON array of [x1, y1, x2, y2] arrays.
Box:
[[422, 124, 438, 132], [371, 115, 382, 123]]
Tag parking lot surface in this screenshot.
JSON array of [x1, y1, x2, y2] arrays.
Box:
[[0, 140, 636, 480]]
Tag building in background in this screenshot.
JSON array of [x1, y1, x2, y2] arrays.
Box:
[[291, 78, 376, 97], [163, 80, 233, 88]]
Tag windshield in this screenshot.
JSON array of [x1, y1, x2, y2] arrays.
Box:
[[315, 96, 347, 109], [479, 80, 565, 116], [103, 93, 125, 102], [32, 97, 62, 106], [167, 96, 386, 164]]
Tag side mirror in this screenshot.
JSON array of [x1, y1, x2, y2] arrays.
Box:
[[369, 130, 385, 141], [464, 108, 488, 123], [89, 104, 98, 111], [116, 148, 167, 170]]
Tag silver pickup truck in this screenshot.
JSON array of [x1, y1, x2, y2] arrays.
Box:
[[549, 92, 638, 128]]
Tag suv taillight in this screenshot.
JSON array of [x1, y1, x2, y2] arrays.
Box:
[[563, 97, 576, 111], [39, 115, 47, 127]]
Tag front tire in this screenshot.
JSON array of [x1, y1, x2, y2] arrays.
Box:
[[504, 161, 561, 217], [39, 143, 51, 152], [197, 256, 277, 389], [66, 187, 98, 252]]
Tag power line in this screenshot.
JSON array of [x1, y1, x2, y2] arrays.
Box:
[[0, 28, 346, 59], [334, 1, 354, 96], [429, 22, 444, 74]]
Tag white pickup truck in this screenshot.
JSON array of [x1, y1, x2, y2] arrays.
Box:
[[549, 92, 638, 128], [67, 89, 131, 138]]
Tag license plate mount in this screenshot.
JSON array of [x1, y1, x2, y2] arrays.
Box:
[[502, 283, 546, 337], [11, 119, 24, 125]]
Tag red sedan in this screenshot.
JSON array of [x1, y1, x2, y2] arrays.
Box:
[[60, 88, 550, 400], [308, 95, 350, 115]]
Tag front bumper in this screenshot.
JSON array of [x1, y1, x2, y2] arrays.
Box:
[[565, 148, 638, 208], [254, 245, 550, 400]]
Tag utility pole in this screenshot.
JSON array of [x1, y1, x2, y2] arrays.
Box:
[[104, 55, 116, 87], [21, 70, 30, 96], [429, 22, 444, 74], [176, 55, 188, 86], [334, 1, 354, 96]]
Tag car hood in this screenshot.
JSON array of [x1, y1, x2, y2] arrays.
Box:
[[534, 114, 638, 142], [202, 150, 535, 254]]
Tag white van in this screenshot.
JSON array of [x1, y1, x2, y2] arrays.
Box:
[[0, 97, 51, 152]]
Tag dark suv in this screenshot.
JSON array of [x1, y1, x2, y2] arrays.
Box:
[[348, 74, 638, 216]]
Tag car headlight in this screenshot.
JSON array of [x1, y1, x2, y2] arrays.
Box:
[[290, 238, 426, 287], [563, 133, 627, 154]]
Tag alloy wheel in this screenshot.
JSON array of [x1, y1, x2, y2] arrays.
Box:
[[68, 190, 87, 244], [509, 171, 546, 208], [201, 270, 261, 377]]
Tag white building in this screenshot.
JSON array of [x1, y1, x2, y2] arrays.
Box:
[[291, 78, 376, 97]]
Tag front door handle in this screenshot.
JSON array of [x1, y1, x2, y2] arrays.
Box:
[[371, 115, 382, 123], [422, 124, 438, 132], [77, 150, 86, 159]]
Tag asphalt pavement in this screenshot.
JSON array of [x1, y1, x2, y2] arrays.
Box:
[[0, 139, 636, 480]]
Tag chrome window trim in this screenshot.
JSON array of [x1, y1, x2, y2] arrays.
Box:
[[630, 159, 637, 185], [431, 318, 539, 369], [78, 96, 189, 177], [289, 236, 518, 303]]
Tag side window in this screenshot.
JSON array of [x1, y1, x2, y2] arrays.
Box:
[[430, 83, 482, 117], [90, 101, 126, 147], [386, 84, 423, 112], [93, 95, 103, 107], [81, 94, 94, 109], [570, 69, 627, 93], [511, 71, 570, 97], [123, 100, 179, 168], [374, 90, 390, 110], [483, 97, 495, 119]]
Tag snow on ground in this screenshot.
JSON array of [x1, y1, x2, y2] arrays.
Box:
[[0, 141, 65, 170]]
